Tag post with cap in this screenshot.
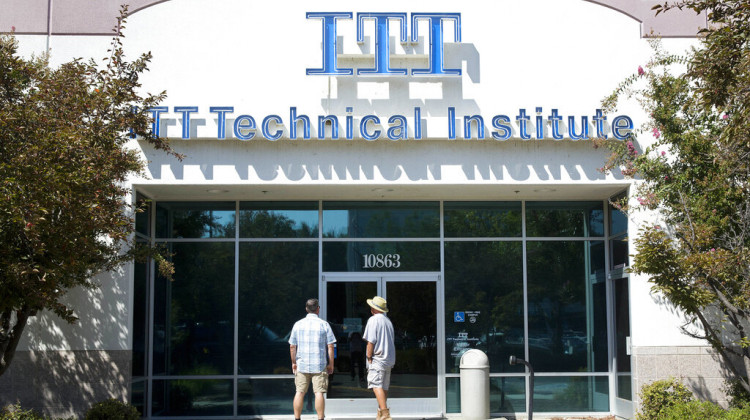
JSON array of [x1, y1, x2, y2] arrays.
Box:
[[459, 349, 490, 420], [510, 355, 534, 420]]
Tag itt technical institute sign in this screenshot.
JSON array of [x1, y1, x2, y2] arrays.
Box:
[[143, 10, 633, 142]]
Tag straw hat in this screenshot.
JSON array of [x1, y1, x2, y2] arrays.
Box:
[[367, 296, 389, 313]]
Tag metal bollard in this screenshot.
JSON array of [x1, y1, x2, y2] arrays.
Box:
[[509, 355, 534, 420], [460, 349, 490, 420]]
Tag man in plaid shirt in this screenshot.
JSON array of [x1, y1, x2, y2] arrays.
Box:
[[288, 298, 336, 420]]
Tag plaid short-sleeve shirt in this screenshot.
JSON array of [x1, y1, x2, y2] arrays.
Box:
[[288, 313, 337, 373]]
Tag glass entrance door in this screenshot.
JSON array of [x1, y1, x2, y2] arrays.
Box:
[[322, 274, 440, 417]]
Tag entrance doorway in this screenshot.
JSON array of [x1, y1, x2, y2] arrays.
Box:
[[322, 273, 441, 417]]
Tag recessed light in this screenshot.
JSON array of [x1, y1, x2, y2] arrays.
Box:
[[533, 188, 557, 193], [206, 189, 229, 194]]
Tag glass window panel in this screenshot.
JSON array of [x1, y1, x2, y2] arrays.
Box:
[[526, 201, 604, 237], [615, 277, 632, 400], [152, 379, 233, 417], [131, 380, 145, 417], [239, 201, 318, 238], [153, 242, 235, 375], [590, 241, 606, 281], [153, 244, 168, 376], [238, 379, 318, 415], [611, 234, 629, 270], [387, 282, 437, 398], [533, 376, 609, 412], [527, 241, 607, 373], [444, 202, 522, 237], [446, 376, 526, 414], [322, 201, 439, 238], [445, 241, 524, 373], [618, 374, 633, 400], [609, 193, 628, 236], [238, 242, 318, 375], [592, 282, 608, 371], [322, 241, 440, 272], [326, 281, 378, 398], [135, 194, 150, 236], [132, 256, 148, 378], [155, 202, 235, 238]]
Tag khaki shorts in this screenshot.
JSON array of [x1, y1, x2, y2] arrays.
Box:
[[367, 366, 392, 390], [295, 371, 329, 394]]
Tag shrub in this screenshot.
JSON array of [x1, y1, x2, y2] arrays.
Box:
[[723, 377, 750, 409], [636, 378, 693, 420], [725, 403, 750, 420], [1, 404, 49, 420], [659, 400, 726, 420], [84, 399, 139, 420]]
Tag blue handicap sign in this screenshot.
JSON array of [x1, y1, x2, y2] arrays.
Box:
[[454, 312, 465, 322]]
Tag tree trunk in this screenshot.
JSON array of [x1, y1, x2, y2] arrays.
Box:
[[0, 308, 31, 377]]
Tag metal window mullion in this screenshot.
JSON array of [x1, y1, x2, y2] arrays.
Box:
[[321, 237, 440, 242], [238, 237, 318, 243], [319, 200, 325, 316], [152, 237, 236, 243], [521, 200, 530, 402], [146, 198, 156, 419], [524, 236, 605, 241], [604, 198, 617, 411], [441, 237, 522, 242], [233, 200, 239, 417], [438, 200, 446, 416], [151, 375, 235, 380]]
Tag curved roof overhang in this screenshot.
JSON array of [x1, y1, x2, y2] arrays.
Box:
[[2, 0, 705, 38]]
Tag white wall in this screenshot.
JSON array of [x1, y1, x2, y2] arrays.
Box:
[[12, 0, 703, 351]]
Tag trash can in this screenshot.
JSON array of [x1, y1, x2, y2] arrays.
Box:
[[459, 349, 490, 420]]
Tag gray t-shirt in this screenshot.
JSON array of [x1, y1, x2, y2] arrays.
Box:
[[363, 313, 395, 369]]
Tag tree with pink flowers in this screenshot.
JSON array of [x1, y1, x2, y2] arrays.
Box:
[[598, 0, 750, 399]]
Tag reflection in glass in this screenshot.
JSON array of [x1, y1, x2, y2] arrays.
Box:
[[609, 193, 628, 236], [446, 376, 526, 414], [611, 234, 629, 270], [615, 277, 632, 400], [239, 201, 318, 238], [322, 201, 439, 238], [238, 379, 317, 415], [131, 380, 145, 417], [155, 202, 235, 238], [526, 241, 607, 373], [444, 201, 522, 237], [326, 282, 378, 399], [387, 282, 437, 398], [238, 242, 318, 375], [618, 373, 632, 401], [323, 241, 440, 272], [445, 241, 524, 373], [132, 257, 148, 378], [152, 379, 233, 417], [533, 376, 609, 412], [153, 242, 235, 375], [135, 194, 150, 236], [526, 201, 604, 237]]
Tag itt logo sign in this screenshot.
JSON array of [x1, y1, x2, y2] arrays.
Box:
[[306, 12, 462, 76]]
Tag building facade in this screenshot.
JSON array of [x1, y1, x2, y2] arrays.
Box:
[[1, 1, 727, 419]]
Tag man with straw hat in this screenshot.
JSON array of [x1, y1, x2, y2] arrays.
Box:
[[363, 296, 395, 420]]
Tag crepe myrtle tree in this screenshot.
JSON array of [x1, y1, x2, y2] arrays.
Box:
[[0, 9, 180, 377], [596, 1, 750, 394]]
